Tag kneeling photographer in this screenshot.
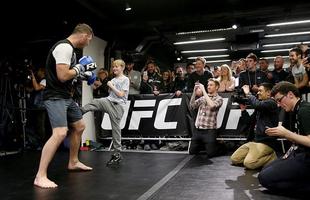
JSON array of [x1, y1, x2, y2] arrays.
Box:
[[230, 83, 279, 169]]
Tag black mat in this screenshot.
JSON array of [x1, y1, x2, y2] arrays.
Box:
[[149, 155, 303, 200], [0, 151, 187, 200], [0, 151, 305, 200]]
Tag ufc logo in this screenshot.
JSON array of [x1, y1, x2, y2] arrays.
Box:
[[101, 96, 255, 131], [101, 98, 182, 130]]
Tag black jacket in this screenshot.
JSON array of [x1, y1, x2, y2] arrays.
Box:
[[187, 70, 213, 92], [239, 69, 268, 93], [242, 95, 279, 150], [140, 72, 162, 94]]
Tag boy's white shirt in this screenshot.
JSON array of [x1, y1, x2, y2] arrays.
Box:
[[107, 75, 129, 104]]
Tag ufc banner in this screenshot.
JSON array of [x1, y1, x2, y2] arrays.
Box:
[[101, 93, 254, 137]]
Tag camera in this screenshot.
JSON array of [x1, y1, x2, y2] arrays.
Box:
[[14, 58, 33, 85], [231, 88, 250, 105]]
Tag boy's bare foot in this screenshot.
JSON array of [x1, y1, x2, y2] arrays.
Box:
[[34, 176, 58, 188], [68, 161, 92, 171]]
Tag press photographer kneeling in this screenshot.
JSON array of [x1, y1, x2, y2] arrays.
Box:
[[230, 83, 279, 169]]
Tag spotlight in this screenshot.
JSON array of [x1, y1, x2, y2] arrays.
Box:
[[125, 2, 131, 11], [232, 24, 238, 29], [267, 19, 310, 27]]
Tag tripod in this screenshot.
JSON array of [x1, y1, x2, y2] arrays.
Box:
[[0, 74, 22, 154], [0, 74, 14, 119], [0, 74, 13, 145], [17, 85, 27, 149]]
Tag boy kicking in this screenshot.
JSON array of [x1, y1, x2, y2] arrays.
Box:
[[81, 59, 129, 165]]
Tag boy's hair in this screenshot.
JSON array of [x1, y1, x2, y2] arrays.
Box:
[[113, 59, 126, 69], [271, 81, 300, 97]]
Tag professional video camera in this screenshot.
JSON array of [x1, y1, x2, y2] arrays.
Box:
[[231, 88, 250, 105], [0, 57, 33, 85], [13, 58, 33, 85]]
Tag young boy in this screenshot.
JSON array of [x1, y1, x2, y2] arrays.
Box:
[[81, 59, 129, 165]]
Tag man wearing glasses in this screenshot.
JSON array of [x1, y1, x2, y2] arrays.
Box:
[[259, 81, 310, 196]]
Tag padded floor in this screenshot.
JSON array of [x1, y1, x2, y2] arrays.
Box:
[[0, 151, 187, 200], [149, 155, 303, 200], [0, 151, 303, 200]]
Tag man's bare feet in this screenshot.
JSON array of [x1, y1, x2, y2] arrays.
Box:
[[68, 161, 92, 171], [34, 176, 58, 188]]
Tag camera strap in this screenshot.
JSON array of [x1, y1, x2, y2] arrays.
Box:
[[282, 99, 302, 159], [247, 70, 257, 88]]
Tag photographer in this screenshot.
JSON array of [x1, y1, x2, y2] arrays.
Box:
[[189, 79, 223, 156], [30, 67, 49, 148], [31, 68, 46, 107], [259, 81, 310, 195], [230, 83, 279, 169]]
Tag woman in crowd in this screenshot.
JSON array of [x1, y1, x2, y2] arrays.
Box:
[[217, 64, 235, 92], [161, 69, 173, 93]]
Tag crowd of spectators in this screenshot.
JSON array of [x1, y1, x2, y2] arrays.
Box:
[[91, 44, 310, 151]]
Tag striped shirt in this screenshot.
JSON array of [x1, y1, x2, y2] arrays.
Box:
[[190, 93, 223, 129]]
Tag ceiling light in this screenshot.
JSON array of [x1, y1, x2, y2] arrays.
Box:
[[125, 2, 132, 11], [262, 56, 289, 59], [263, 41, 310, 47], [173, 38, 225, 45], [267, 19, 310, 27], [176, 28, 233, 35], [181, 49, 228, 53], [265, 31, 310, 38], [187, 55, 230, 59], [188, 58, 231, 63], [261, 49, 290, 53], [206, 59, 231, 64], [249, 29, 264, 33]]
